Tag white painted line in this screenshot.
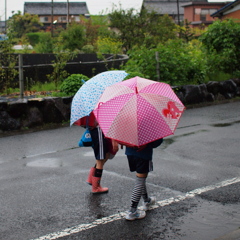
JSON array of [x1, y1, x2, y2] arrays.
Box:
[[31, 177, 240, 240]]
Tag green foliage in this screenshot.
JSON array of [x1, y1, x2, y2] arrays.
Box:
[[47, 37, 77, 89], [108, 8, 177, 52], [91, 15, 113, 38], [13, 36, 33, 54], [0, 36, 18, 93], [124, 45, 156, 79], [8, 11, 42, 38], [60, 74, 89, 95], [80, 17, 100, 47], [125, 39, 207, 85], [82, 45, 95, 53], [35, 32, 53, 53], [124, 71, 148, 80], [199, 19, 240, 77], [60, 23, 86, 51], [178, 19, 197, 42], [30, 82, 56, 92], [97, 37, 123, 55], [26, 32, 43, 46]]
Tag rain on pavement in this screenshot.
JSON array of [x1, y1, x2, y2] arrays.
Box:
[[0, 101, 240, 240]]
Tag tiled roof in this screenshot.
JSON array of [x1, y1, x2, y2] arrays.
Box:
[[24, 2, 89, 15], [211, 0, 240, 17], [143, 0, 208, 15]]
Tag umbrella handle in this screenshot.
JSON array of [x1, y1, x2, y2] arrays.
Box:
[[96, 102, 103, 120]]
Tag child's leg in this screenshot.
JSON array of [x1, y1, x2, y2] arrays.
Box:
[[130, 173, 148, 212], [141, 176, 150, 203], [125, 173, 147, 220], [88, 127, 109, 193]]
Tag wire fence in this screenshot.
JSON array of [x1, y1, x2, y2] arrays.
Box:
[[0, 53, 129, 98]]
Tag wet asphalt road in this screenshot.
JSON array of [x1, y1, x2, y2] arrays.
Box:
[[0, 101, 240, 240]]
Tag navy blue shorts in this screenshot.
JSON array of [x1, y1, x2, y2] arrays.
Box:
[[89, 127, 109, 160], [127, 155, 153, 173]]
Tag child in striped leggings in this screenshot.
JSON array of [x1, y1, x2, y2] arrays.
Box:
[[125, 138, 163, 220]]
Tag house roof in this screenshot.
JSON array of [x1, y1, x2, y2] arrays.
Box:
[[0, 21, 6, 27], [211, 0, 240, 17], [143, 0, 208, 15], [24, 2, 89, 16], [181, 1, 225, 7]]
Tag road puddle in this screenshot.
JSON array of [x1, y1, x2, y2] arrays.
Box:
[[26, 158, 63, 167]]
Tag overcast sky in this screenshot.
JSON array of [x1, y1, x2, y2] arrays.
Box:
[[0, 0, 144, 20], [0, 0, 228, 21]]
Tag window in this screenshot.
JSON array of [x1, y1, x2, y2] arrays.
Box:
[[195, 8, 201, 14], [40, 17, 49, 22], [74, 16, 80, 22], [197, 8, 218, 21], [58, 16, 67, 22]]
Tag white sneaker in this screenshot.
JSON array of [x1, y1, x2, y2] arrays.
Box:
[[142, 196, 156, 211], [125, 210, 146, 221]]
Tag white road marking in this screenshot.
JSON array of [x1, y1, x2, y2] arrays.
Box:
[[32, 177, 240, 240]]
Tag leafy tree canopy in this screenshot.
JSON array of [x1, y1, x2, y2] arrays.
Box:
[[124, 39, 207, 85], [199, 19, 240, 76], [8, 11, 42, 38], [59, 23, 86, 51], [108, 7, 177, 52]]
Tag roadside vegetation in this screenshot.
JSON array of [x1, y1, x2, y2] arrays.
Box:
[[0, 7, 240, 97]]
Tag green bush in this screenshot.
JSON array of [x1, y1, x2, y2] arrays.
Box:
[[60, 74, 89, 95], [82, 44, 95, 53], [124, 71, 148, 80], [26, 32, 42, 46], [124, 39, 207, 85], [199, 19, 240, 77], [34, 32, 53, 53], [60, 23, 86, 51]]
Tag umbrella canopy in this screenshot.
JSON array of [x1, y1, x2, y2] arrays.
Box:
[[93, 76, 185, 147], [70, 70, 128, 126]]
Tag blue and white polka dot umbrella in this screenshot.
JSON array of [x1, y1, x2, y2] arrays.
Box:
[[70, 70, 128, 125]]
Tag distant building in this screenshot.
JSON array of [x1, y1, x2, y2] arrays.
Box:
[[211, 0, 240, 20], [0, 21, 6, 33], [181, 1, 227, 28], [24, 2, 89, 30], [143, 0, 207, 24]]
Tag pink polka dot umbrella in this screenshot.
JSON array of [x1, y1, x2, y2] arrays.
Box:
[[93, 76, 185, 147]]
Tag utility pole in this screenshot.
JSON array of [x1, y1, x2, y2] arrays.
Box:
[[19, 54, 24, 99], [177, 0, 180, 25], [51, 0, 54, 37], [5, 0, 7, 33], [67, 0, 69, 28]]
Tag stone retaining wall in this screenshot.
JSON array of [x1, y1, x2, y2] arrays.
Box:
[[0, 79, 239, 132]]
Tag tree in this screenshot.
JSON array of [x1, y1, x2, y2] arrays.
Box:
[[34, 32, 54, 53], [199, 19, 240, 77], [124, 39, 207, 85], [108, 8, 177, 52], [91, 15, 113, 38], [178, 19, 197, 43], [59, 23, 86, 51], [47, 37, 76, 89], [97, 37, 123, 55], [8, 11, 42, 38], [0, 36, 18, 93]]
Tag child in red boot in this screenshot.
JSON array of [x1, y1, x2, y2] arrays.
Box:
[[85, 113, 119, 194]]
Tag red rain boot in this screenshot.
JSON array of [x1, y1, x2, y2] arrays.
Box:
[[86, 167, 95, 185], [92, 176, 108, 194]]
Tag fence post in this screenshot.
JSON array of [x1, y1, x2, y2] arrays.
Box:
[[19, 54, 24, 99]]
